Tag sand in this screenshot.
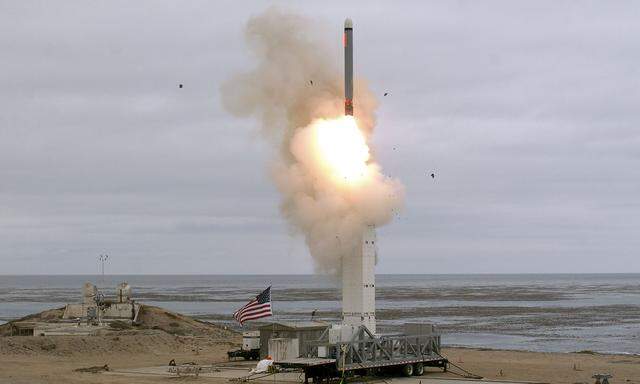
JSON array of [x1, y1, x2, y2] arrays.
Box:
[[1, 333, 639, 384], [439, 347, 640, 384], [0, 305, 240, 383], [0, 331, 236, 383]]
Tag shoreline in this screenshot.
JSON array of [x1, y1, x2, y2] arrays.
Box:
[[1, 316, 637, 357]]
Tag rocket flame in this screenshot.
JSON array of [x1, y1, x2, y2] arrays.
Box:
[[314, 116, 370, 184], [290, 116, 373, 187]]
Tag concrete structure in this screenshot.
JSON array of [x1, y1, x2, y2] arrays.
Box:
[[116, 282, 132, 303], [342, 225, 377, 334], [8, 282, 141, 336], [9, 321, 107, 336], [82, 282, 98, 304], [63, 302, 140, 320], [62, 282, 141, 322]]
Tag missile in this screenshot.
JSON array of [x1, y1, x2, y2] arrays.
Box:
[[344, 18, 353, 116]]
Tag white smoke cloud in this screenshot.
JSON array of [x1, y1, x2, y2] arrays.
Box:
[[222, 8, 404, 274]]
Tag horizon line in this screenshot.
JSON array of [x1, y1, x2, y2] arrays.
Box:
[[1, 272, 639, 276]]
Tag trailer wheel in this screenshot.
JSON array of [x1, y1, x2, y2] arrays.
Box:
[[413, 362, 424, 376], [401, 364, 413, 377]]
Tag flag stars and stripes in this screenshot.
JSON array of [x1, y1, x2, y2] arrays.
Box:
[[233, 286, 273, 325]]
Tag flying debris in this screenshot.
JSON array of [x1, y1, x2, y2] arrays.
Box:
[[178, 84, 183, 89], [430, 173, 435, 179], [384, 92, 389, 96], [310, 80, 313, 85]]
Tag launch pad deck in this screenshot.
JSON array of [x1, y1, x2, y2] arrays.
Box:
[[276, 357, 337, 367], [275, 355, 447, 371]]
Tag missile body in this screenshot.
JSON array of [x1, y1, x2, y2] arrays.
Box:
[[344, 18, 353, 116]]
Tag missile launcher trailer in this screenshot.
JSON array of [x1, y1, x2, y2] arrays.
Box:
[[269, 323, 448, 382]]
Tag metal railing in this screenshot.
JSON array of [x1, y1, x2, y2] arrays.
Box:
[[302, 326, 442, 370]]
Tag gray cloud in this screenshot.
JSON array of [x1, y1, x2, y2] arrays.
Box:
[[1, 0, 639, 274]]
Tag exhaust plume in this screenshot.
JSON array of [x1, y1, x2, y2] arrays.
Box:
[[222, 9, 404, 274]]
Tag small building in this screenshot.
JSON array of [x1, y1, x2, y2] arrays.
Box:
[[5, 282, 141, 337], [62, 282, 140, 322], [8, 321, 38, 336], [9, 321, 106, 336], [258, 321, 329, 359]]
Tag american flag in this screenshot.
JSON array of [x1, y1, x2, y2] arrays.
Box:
[[233, 286, 272, 325]]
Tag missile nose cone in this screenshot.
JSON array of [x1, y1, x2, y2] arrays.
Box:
[[344, 18, 353, 29]]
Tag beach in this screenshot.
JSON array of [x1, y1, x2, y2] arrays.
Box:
[[1, 332, 639, 384]]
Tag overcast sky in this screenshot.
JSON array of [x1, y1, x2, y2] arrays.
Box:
[[1, 1, 639, 274]]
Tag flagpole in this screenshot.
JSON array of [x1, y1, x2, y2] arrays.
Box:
[[271, 284, 274, 383], [271, 284, 275, 356]]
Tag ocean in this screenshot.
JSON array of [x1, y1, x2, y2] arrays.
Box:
[[1, 274, 638, 354]]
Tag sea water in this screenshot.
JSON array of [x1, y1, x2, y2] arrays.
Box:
[[1, 274, 638, 354]]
